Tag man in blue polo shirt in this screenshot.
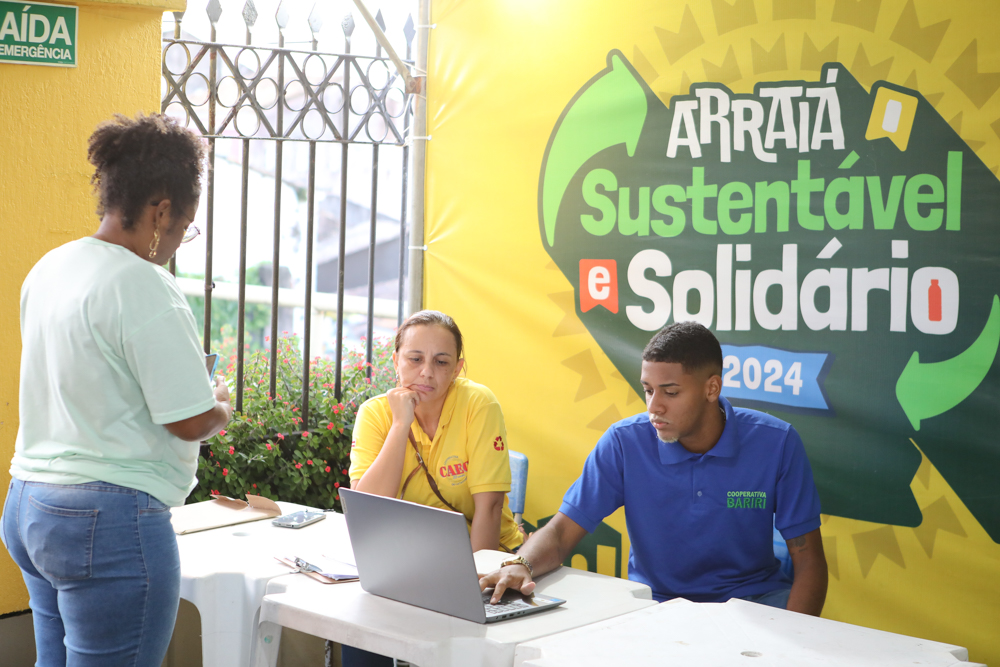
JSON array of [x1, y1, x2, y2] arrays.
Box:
[[481, 322, 828, 614]]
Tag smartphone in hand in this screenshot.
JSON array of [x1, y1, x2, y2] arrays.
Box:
[[205, 353, 219, 378]]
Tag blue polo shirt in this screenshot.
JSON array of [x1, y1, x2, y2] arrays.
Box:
[[559, 397, 821, 603]]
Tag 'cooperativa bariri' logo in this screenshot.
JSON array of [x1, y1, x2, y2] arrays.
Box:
[[727, 491, 767, 509]]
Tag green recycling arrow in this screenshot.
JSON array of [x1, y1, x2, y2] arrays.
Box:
[[539, 51, 648, 247], [896, 294, 1000, 430]]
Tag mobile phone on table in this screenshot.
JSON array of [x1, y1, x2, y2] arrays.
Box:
[[272, 511, 326, 529], [205, 353, 219, 379]]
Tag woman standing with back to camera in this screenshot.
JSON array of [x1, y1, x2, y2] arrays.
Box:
[[1, 114, 232, 666]]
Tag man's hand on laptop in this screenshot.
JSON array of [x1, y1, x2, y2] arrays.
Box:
[[480, 563, 536, 604], [480, 513, 587, 604]]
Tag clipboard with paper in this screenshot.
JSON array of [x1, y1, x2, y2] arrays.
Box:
[[274, 552, 359, 584]]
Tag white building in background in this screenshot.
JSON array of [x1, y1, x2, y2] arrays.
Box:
[[165, 0, 417, 355]]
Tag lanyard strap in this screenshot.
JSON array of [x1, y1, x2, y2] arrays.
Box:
[[400, 429, 463, 516], [398, 429, 514, 553]]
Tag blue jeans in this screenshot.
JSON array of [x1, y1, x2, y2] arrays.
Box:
[[1, 478, 181, 667], [740, 586, 791, 609]]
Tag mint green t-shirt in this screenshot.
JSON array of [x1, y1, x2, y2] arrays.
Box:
[[10, 237, 217, 506]]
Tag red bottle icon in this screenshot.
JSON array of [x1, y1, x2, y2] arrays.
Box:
[[928, 279, 942, 322]]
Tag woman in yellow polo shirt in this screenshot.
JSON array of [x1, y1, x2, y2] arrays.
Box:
[[349, 310, 523, 553]]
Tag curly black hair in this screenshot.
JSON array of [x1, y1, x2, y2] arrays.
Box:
[[87, 113, 206, 229], [642, 321, 723, 375]]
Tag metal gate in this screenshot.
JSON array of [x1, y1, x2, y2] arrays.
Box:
[[160, 0, 425, 422]]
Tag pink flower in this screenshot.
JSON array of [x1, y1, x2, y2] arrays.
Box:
[[266, 443, 272, 450], [327, 423, 334, 430], [307, 459, 313, 465], [302, 432, 310, 438], [295, 463, 302, 469], [222, 468, 228, 476], [334, 482, 339, 488], [341, 468, 348, 475], [219, 429, 227, 436], [277, 433, 284, 440], [228, 446, 234, 455], [326, 467, 332, 473]]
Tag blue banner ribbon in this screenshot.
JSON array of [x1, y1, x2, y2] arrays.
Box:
[[720, 345, 831, 412]]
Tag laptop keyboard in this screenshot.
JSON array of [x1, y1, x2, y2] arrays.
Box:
[[482, 592, 534, 617]]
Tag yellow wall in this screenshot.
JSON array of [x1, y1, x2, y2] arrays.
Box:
[[0, 0, 180, 616]]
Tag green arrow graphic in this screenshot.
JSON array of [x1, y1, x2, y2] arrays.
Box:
[[896, 294, 1000, 430], [539, 51, 648, 247]]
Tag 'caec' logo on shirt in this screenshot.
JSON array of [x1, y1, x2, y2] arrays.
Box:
[[439, 456, 469, 486], [493, 436, 505, 451]]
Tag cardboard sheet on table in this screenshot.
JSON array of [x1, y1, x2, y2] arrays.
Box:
[[170, 494, 281, 534]]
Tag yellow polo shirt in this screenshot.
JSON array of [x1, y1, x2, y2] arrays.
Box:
[[350, 377, 523, 551]]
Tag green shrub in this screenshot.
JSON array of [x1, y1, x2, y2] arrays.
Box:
[[190, 327, 395, 512]]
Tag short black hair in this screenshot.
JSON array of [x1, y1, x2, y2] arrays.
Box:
[[642, 321, 723, 375], [87, 113, 206, 229]]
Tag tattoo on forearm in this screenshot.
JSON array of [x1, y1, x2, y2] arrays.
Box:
[[788, 536, 807, 550]]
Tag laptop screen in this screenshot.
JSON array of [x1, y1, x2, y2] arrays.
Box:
[[340, 488, 491, 623]]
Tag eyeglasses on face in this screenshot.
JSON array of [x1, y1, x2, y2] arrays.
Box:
[[149, 200, 199, 243]]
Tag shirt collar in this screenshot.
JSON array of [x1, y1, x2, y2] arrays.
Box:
[[438, 377, 461, 430], [409, 378, 461, 446], [656, 397, 739, 464]]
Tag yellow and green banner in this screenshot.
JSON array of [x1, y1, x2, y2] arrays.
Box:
[[425, 1, 1000, 662]]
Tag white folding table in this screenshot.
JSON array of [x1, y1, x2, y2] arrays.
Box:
[[176, 502, 349, 667], [512, 597, 983, 667], [252, 550, 657, 667]]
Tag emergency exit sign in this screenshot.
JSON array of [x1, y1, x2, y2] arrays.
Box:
[[0, 1, 76, 67]]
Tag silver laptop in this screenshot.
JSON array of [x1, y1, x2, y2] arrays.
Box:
[[339, 488, 565, 623]]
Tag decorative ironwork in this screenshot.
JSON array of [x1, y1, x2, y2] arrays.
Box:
[[163, 2, 417, 417], [162, 6, 413, 145]]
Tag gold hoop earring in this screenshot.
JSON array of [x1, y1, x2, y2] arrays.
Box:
[[148, 228, 161, 259]]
